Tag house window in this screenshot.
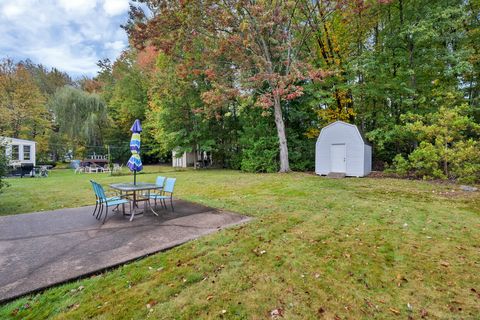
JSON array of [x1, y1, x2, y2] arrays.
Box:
[[11, 145, 19, 160], [23, 145, 31, 160]]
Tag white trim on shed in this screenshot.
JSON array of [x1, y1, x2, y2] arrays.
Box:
[[315, 121, 372, 177]]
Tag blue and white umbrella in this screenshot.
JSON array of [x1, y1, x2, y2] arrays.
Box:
[[127, 119, 143, 185]]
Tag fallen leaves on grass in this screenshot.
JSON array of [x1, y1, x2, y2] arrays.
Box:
[[206, 295, 214, 301], [270, 307, 284, 318], [440, 260, 450, 267], [389, 307, 400, 315], [471, 288, 480, 299], [420, 308, 429, 318], [395, 274, 408, 287], [146, 300, 157, 309], [252, 248, 267, 256], [70, 285, 85, 293], [67, 303, 80, 311]]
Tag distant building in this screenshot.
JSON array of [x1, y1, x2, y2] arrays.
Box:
[[172, 149, 198, 168], [0, 136, 36, 167], [315, 121, 372, 177], [172, 148, 211, 168]]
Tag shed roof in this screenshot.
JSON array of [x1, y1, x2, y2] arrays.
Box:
[[319, 121, 371, 146], [0, 136, 36, 144]]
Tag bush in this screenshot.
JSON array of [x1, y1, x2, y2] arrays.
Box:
[[391, 154, 410, 176], [240, 136, 279, 173], [238, 104, 279, 173], [389, 105, 480, 183], [0, 152, 9, 193], [449, 139, 480, 184], [407, 142, 445, 179]]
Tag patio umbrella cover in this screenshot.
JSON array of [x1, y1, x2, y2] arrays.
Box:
[[127, 119, 143, 184]]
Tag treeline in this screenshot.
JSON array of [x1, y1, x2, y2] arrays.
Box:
[[1, 0, 479, 182]]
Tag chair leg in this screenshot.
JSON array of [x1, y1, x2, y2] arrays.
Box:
[[93, 201, 98, 216], [97, 203, 104, 220], [170, 197, 174, 211], [162, 198, 167, 209], [103, 206, 108, 224]]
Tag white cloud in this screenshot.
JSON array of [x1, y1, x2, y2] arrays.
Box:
[[103, 0, 130, 17], [105, 40, 126, 52], [57, 0, 98, 15], [0, 0, 130, 77], [2, 3, 25, 18]]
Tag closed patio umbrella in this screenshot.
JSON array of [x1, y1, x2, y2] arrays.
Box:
[[127, 119, 143, 185]]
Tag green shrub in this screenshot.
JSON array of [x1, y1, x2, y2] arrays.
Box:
[[391, 154, 410, 176], [408, 142, 445, 179], [240, 136, 279, 173], [389, 105, 480, 183], [0, 151, 9, 193], [449, 139, 480, 184]]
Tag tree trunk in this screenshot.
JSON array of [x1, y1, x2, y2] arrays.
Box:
[[193, 145, 197, 170], [273, 93, 290, 172]]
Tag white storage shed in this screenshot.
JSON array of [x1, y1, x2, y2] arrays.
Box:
[[315, 121, 372, 177], [172, 150, 198, 168]]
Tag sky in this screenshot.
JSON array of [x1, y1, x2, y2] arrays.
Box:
[[0, 0, 132, 78]]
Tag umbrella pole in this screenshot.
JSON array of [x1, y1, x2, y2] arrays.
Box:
[[134, 170, 136, 185]]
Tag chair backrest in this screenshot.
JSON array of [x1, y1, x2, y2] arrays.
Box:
[[91, 180, 107, 200], [90, 180, 100, 198], [156, 176, 166, 187], [164, 178, 176, 194]]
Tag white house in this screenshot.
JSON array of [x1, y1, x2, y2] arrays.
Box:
[[315, 121, 371, 177], [0, 137, 36, 167]]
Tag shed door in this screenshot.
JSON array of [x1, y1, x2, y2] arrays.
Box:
[[330, 144, 346, 173]]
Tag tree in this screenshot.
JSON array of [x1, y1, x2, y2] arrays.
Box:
[[0, 142, 8, 193], [126, 0, 325, 172], [49, 86, 110, 156], [0, 59, 48, 139]]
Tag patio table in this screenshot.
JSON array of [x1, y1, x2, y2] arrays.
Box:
[[109, 183, 162, 221]]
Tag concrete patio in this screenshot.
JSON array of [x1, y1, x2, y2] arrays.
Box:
[[0, 200, 250, 302]]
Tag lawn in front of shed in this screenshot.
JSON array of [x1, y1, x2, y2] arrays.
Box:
[[0, 166, 479, 319]]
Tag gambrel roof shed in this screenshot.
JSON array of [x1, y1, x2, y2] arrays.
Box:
[[315, 121, 372, 177]]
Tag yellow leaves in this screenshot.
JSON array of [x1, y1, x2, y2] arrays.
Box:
[[316, 106, 355, 123], [305, 127, 320, 139], [239, 20, 249, 33]]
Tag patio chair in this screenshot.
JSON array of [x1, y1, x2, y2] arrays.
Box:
[[90, 180, 130, 223], [75, 166, 85, 174], [148, 177, 176, 211], [40, 166, 49, 177], [145, 176, 166, 207], [90, 180, 120, 219], [112, 163, 122, 173]]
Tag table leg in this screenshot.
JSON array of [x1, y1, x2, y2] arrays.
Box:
[[130, 190, 137, 221]]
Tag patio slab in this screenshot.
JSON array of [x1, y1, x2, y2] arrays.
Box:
[[0, 200, 250, 302]]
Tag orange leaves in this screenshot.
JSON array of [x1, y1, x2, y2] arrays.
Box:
[[136, 45, 158, 72]]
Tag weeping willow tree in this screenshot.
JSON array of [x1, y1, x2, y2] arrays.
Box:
[[49, 86, 110, 157]]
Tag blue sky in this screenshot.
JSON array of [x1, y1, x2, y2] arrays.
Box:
[[0, 0, 131, 78]]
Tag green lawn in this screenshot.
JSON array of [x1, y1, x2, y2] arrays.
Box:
[[0, 167, 479, 319]]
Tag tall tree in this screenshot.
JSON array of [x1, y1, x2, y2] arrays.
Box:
[[0, 59, 47, 139], [49, 86, 109, 156], [126, 0, 324, 172]]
